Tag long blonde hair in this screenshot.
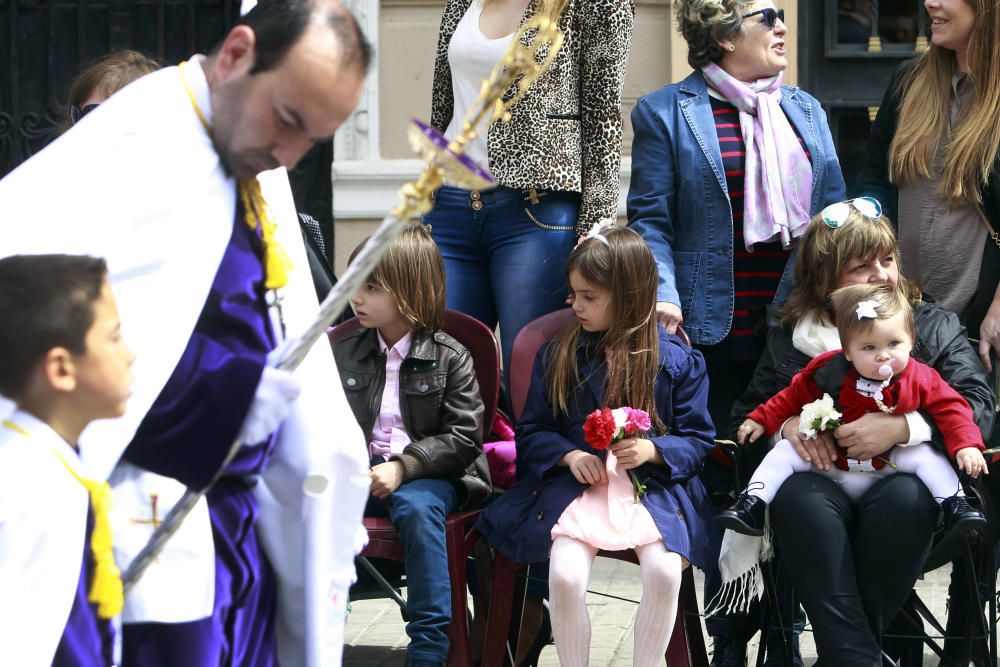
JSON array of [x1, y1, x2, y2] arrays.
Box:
[[545, 227, 666, 433], [889, 0, 1000, 205]]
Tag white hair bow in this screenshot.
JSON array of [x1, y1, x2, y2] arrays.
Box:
[[856, 300, 878, 320], [581, 219, 615, 247]]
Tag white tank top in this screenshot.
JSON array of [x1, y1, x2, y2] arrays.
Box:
[[444, 0, 516, 173]]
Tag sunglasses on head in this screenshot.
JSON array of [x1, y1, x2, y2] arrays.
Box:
[[741, 7, 785, 29], [70, 103, 99, 125], [821, 197, 883, 229]]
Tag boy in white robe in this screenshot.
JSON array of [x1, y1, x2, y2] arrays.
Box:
[[0, 254, 135, 666]]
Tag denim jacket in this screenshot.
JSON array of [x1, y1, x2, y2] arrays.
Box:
[[627, 70, 846, 346]]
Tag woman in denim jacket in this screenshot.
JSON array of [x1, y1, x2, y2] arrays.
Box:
[[626, 1, 844, 662], [627, 0, 845, 434]]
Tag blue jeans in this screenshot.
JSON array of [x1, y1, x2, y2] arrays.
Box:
[[424, 185, 580, 390], [366, 478, 458, 663]]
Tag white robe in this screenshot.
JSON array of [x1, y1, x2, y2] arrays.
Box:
[[0, 58, 369, 667], [0, 411, 91, 666]]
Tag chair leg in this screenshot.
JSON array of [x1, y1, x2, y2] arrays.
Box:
[[482, 551, 521, 667], [446, 527, 475, 666], [759, 558, 795, 667], [904, 592, 950, 664], [355, 556, 408, 615], [665, 568, 709, 667], [961, 537, 991, 665]]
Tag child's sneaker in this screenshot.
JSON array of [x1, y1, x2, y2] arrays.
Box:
[[716, 493, 767, 536]]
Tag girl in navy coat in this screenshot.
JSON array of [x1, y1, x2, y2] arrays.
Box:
[[477, 226, 718, 666]]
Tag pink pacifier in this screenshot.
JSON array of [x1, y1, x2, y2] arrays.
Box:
[[877, 364, 893, 380]]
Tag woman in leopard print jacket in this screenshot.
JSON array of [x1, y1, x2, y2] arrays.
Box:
[[423, 0, 634, 389]]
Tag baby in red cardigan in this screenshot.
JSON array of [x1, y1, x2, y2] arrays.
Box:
[[720, 283, 988, 538]]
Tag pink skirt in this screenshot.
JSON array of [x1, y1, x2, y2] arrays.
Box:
[[551, 450, 662, 551]]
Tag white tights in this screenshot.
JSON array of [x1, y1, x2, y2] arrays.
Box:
[[549, 535, 683, 666]]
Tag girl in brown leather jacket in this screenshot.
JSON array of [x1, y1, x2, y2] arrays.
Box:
[[333, 224, 488, 667]]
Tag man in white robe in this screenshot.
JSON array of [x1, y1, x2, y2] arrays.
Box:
[[0, 1, 371, 665]]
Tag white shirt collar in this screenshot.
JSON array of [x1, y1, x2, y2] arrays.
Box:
[[3, 409, 88, 474]]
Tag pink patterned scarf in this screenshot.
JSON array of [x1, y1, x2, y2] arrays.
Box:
[[701, 62, 813, 250]]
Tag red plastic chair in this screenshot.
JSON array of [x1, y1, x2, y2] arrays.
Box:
[[482, 308, 710, 667], [329, 309, 500, 666]]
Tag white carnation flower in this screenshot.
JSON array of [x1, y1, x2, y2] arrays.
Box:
[[611, 408, 628, 436], [798, 393, 843, 440]]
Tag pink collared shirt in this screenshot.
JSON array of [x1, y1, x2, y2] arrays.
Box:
[[370, 330, 414, 461]]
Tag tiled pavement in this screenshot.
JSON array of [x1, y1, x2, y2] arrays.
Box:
[[344, 560, 964, 666]]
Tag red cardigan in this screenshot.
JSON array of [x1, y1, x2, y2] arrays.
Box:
[[748, 350, 984, 467]]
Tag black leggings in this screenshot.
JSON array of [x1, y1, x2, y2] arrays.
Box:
[[771, 472, 937, 666]]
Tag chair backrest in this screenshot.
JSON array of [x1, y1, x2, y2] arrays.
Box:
[[509, 309, 577, 423], [328, 310, 501, 441], [508, 308, 691, 423]]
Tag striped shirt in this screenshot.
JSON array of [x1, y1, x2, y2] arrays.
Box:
[[709, 96, 809, 362]]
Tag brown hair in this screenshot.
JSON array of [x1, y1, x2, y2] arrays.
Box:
[[545, 227, 666, 433], [830, 283, 915, 349], [348, 223, 445, 332], [779, 205, 921, 327], [0, 255, 108, 398], [889, 0, 1000, 205], [64, 50, 162, 130]]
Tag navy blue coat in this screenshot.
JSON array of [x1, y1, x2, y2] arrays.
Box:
[[476, 330, 721, 568]]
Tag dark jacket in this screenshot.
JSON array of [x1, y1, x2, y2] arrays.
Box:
[[627, 70, 846, 345], [854, 60, 1000, 335], [430, 0, 634, 234], [728, 301, 995, 470], [476, 330, 720, 567], [333, 326, 491, 510]]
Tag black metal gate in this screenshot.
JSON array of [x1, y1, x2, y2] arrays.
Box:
[[0, 0, 334, 261], [0, 0, 243, 177], [798, 0, 927, 189]]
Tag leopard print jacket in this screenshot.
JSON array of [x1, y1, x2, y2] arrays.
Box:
[[430, 0, 634, 235]]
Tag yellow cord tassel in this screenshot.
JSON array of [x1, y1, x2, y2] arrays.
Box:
[[51, 453, 124, 620], [82, 479, 125, 619], [3, 420, 123, 619], [239, 178, 292, 290]]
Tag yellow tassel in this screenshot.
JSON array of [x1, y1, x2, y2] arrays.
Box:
[[3, 421, 124, 619], [82, 479, 124, 619], [50, 455, 124, 619], [239, 178, 293, 290]]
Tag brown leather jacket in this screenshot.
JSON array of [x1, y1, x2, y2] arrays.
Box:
[[333, 326, 491, 509]]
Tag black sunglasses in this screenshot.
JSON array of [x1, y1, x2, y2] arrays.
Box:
[[741, 7, 785, 29], [70, 103, 99, 125]]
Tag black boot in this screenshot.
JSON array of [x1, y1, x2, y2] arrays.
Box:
[[710, 633, 747, 667], [717, 493, 767, 536], [941, 495, 986, 536], [934, 494, 987, 559], [762, 629, 803, 667]]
